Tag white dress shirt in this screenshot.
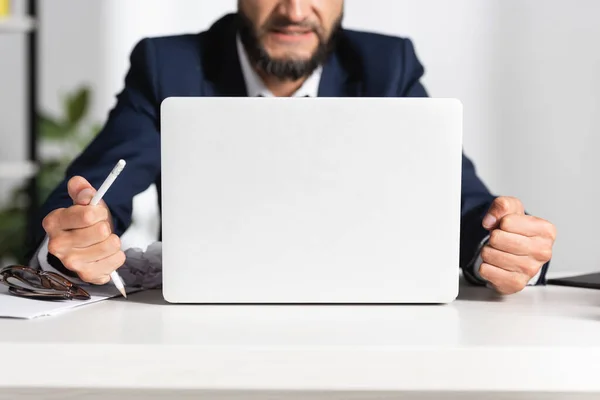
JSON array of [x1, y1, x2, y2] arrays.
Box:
[[31, 36, 543, 288]]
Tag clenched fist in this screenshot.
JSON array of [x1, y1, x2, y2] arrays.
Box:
[[42, 176, 125, 285], [478, 197, 556, 295]]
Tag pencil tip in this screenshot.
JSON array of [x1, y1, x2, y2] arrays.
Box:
[[119, 288, 127, 298]]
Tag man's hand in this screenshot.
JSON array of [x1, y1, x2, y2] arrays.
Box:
[[478, 196, 556, 295], [42, 176, 125, 285]]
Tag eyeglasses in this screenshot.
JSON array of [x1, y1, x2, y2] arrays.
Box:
[[0, 265, 91, 301]]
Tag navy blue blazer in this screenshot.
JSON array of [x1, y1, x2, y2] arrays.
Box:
[[28, 13, 499, 282]]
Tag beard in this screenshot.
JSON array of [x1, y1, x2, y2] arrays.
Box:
[[237, 9, 342, 81]]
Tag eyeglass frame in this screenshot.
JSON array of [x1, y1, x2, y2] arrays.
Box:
[[0, 265, 91, 301]]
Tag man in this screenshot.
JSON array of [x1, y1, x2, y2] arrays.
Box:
[[28, 0, 556, 295]]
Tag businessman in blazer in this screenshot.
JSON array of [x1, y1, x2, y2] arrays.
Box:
[[28, 0, 556, 295]]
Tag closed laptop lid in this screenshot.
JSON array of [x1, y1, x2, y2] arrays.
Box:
[[160, 97, 463, 303]]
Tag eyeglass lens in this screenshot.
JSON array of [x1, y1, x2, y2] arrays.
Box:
[[1, 266, 91, 300], [5, 267, 66, 291]]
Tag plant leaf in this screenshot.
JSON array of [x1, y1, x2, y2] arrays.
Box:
[[0, 85, 101, 264], [75, 123, 101, 149], [37, 160, 68, 204], [90, 123, 103, 137], [38, 114, 69, 141], [66, 87, 90, 127]]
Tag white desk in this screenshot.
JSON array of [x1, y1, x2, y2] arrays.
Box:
[[1, 280, 600, 400]]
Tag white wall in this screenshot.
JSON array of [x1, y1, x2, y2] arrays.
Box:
[[0, 0, 27, 204], [1, 0, 599, 272], [344, 0, 600, 274]]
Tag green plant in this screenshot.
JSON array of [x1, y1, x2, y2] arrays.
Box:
[[0, 86, 101, 264]]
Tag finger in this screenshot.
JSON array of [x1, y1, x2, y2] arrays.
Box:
[[480, 245, 540, 277], [499, 214, 557, 241], [78, 251, 126, 282], [57, 205, 110, 231], [44, 206, 109, 237], [86, 275, 111, 286], [78, 234, 122, 262], [482, 197, 525, 230], [67, 176, 96, 205], [488, 229, 532, 256], [59, 234, 121, 272], [48, 221, 112, 254], [479, 263, 528, 295]]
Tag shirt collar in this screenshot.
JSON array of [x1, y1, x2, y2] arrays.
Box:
[[236, 35, 322, 97]]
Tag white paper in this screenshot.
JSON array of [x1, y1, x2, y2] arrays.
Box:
[[0, 284, 135, 320], [0, 242, 161, 319], [0, 251, 157, 320]]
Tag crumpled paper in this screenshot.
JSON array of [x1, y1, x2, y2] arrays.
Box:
[[118, 242, 163, 289]]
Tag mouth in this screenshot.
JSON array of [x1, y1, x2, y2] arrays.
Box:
[[268, 27, 316, 42]]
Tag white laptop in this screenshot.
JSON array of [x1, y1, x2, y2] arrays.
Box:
[[160, 97, 463, 304]]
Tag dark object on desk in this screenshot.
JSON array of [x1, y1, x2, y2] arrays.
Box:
[[0, 265, 90, 300], [547, 272, 600, 290]]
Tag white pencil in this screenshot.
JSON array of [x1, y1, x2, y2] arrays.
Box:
[[89, 159, 128, 298]]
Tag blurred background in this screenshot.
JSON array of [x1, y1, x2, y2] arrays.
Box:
[[0, 0, 598, 273]]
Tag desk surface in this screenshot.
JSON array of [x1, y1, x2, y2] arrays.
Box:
[[1, 280, 600, 395]]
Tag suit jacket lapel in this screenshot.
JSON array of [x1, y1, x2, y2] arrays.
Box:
[[202, 14, 248, 97], [318, 46, 362, 97]]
